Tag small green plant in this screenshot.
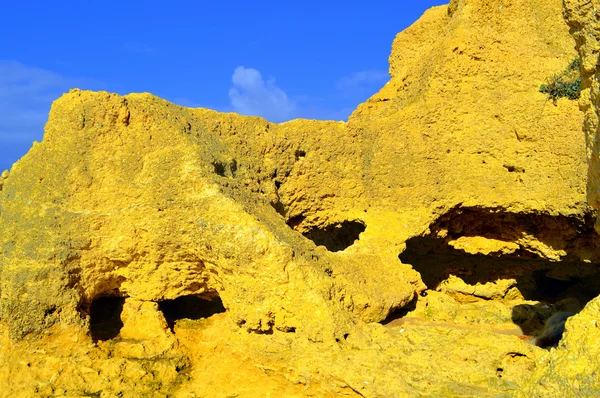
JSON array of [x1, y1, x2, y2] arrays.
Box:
[[539, 58, 582, 102]]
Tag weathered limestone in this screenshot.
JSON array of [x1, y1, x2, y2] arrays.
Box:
[[0, 0, 598, 395], [515, 1, 600, 394], [564, 0, 600, 213], [0, 90, 424, 342], [352, 0, 586, 216]]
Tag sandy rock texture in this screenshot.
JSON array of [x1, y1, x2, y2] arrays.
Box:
[[515, 0, 600, 395], [1, 0, 599, 396], [0, 90, 422, 342], [564, 0, 600, 210]]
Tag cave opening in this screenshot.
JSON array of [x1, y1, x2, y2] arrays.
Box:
[[393, 207, 600, 347], [288, 217, 366, 252], [89, 296, 126, 342], [399, 207, 600, 305], [158, 295, 226, 331], [400, 237, 600, 304]]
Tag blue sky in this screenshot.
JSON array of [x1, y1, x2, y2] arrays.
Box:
[[0, 1, 447, 172]]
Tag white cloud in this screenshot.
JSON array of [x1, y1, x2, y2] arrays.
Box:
[[336, 69, 388, 92], [228, 66, 296, 122], [0, 61, 96, 171]]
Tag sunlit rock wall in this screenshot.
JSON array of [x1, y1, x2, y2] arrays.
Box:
[[0, 0, 598, 396]]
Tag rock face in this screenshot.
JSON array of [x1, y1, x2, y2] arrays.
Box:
[[516, 1, 600, 395], [1, 0, 599, 396], [564, 0, 600, 211], [0, 90, 422, 343]]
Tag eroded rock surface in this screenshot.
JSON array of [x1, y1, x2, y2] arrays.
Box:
[[1, 0, 599, 396], [515, 0, 600, 395]]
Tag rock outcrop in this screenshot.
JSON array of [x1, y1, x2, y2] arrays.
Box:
[[1, 0, 599, 396], [0, 90, 422, 343], [516, 1, 600, 395]]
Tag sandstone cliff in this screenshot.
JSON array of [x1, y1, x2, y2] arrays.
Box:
[[1, 0, 598, 396], [515, 1, 600, 395]]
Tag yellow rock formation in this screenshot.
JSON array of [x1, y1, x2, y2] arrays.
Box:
[[517, 1, 600, 395], [1, 0, 599, 396]]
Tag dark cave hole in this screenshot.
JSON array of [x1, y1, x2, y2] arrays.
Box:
[[399, 234, 600, 304], [397, 206, 600, 337], [44, 306, 57, 316], [290, 219, 366, 252], [89, 296, 125, 342], [399, 206, 600, 302], [532, 269, 583, 302], [213, 161, 226, 176], [212, 159, 237, 177], [158, 295, 226, 331], [295, 150, 306, 159], [382, 295, 419, 325], [384, 206, 600, 350], [287, 215, 305, 229]]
